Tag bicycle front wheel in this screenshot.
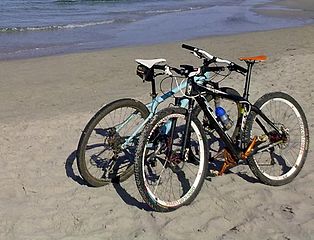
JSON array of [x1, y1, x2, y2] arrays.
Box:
[[77, 98, 149, 187], [135, 107, 208, 212], [245, 92, 309, 186]]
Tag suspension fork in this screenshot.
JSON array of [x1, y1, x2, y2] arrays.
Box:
[[164, 98, 194, 161], [162, 97, 185, 160], [166, 114, 177, 160], [180, 98, 195, 160]]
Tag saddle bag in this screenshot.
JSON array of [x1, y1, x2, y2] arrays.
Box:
[[136, 64, 154, 82]]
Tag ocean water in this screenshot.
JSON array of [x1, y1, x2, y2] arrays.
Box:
[[0, 0, 313, 60]]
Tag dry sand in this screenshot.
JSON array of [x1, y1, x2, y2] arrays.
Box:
[[1, 23, 314, 239]]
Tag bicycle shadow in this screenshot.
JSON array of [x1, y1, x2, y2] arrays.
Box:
[[65, 150, 152, 210], [235, 171, 259, 183], [205, 132, 260, 184], [65, 140, 258, 212], [113, 183, 152, 211], [65, 150, 88, 186], [205, 165, 260, 184]]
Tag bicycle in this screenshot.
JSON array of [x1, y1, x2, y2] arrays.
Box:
[[134, 44, 309, 212], [76, 55, 241, 187]]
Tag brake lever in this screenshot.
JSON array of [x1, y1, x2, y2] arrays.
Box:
[[192, 51, 202, 59]]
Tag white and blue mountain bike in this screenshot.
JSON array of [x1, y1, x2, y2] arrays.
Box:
[[76, 48, 241, 187]]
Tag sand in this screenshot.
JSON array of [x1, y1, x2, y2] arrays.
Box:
[[0, 22, 314, 240]]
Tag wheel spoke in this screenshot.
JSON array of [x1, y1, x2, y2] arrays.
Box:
[[77, 100, 148, 186], [135, 108, 208, 211], [153, 157, 168, 195], [247, 93, 308, 185]]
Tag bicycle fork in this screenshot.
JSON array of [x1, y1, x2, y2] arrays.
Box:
[[162, 97, 194, 162], [179, 99, 194, 161]]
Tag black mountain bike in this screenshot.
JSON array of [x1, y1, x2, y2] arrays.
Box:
[[134, 44, 309, 212]]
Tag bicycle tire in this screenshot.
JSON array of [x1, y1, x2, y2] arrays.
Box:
[[135, 107, 209, 212], [77, 98, 149, 187], [245, 92, 309, 186]]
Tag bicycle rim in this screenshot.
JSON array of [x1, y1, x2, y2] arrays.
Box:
[[78, 99, 148, 185], [140, 111, 207, 209], [250, 95, 308, 182]]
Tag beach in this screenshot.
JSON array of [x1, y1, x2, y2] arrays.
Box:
[[1, 25, 313, 240], [1, 3, 314, 240]]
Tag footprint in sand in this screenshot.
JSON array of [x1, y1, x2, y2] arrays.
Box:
[[280, 204, 295, 220]]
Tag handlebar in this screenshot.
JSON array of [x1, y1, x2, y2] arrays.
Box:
[[155, 63, 246, 78], [154, 64, 195, 77], [144, 43, 248, 79], [182, 43, 247, 74]]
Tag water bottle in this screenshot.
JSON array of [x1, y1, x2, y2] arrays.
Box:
[[215, 102, 233, 130]]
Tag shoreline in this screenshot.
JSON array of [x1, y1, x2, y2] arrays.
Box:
[[1, 0, 314, 61], [1, 24, 313, 124], [1, 22, 314, 63]]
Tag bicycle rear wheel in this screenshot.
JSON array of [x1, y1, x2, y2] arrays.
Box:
[[77, 98, 149, 187], [135, 107, 208, 212], [245, 92, 309, 186]]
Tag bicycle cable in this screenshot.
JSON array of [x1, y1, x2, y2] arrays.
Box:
[[176, 76, 204, 99], [159, 75, 172, 96]]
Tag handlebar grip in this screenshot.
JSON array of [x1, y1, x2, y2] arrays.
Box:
[[182, 44, 198, 51]]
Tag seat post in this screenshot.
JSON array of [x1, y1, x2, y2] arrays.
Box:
[[243, 61, 254, 100], [150, 78, 157, 99], [239, 55, 267, 100]]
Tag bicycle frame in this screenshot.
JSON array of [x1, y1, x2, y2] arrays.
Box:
[[119, 74, 209, 149], [181, 66, 284, 163]]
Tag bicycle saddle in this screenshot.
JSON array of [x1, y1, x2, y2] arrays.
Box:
[[135, 59, 166, 69], [239, 55, 267, 62]]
